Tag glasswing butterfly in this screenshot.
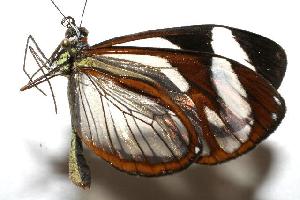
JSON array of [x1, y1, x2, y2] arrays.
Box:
[[21, 0, 286, 189]]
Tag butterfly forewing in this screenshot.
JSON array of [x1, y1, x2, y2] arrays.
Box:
[[93, 25, 287, 89], [81, 47, 285, 165]]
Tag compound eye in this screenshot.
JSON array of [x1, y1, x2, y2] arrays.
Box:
[[61, 38, 71, 48]]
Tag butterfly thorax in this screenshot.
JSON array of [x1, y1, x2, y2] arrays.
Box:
[[55, 26, 89, 75]]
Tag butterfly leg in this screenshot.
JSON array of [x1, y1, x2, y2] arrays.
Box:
[[22, 35, 59, 112], [69, 128, 91, 189], [23, 35, 49, 95]]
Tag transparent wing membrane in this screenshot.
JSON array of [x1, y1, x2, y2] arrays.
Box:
[[68, 69, 199, 175]]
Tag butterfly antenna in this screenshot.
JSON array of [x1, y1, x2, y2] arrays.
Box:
[[79, 0, 88, 27], [50, 0, 66, 18]]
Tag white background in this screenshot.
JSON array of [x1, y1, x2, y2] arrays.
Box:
[[0, 0, 299, 199]]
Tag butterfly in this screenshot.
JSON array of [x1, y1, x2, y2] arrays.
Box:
[[21, 3, 286, 189]]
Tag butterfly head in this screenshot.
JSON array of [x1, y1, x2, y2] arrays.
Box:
[[61, 16, 89, 48], [65, 26, 89, 39]]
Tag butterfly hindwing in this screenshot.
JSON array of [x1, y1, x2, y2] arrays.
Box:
[[80, 47, 285, 165], [68, 52, 202, 175]]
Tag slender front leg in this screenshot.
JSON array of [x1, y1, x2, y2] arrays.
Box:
[[23, 35, 48, 95], [69, 129, 91, 189]]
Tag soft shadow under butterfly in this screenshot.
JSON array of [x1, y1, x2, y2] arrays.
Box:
[[21, 1, 286, 189]]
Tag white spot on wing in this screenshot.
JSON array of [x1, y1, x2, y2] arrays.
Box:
[[115, 37, 181, 49], [216, 136, 241, 154], [204, 107, 225, 127], [233, 125, 251, 143], [211, 57, 247, 97], [274, 96, 281, 105], [195, 147, 200, 154], [272, 113, 278, 120], [204, 107, 241, 153], [103, 54, 171, 68], [103, 54, 189, 92], [161, 68, 189, 92], [211, 27, 255, 71], [211, 57, 251, 119], [201, 139, 210, 156]]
